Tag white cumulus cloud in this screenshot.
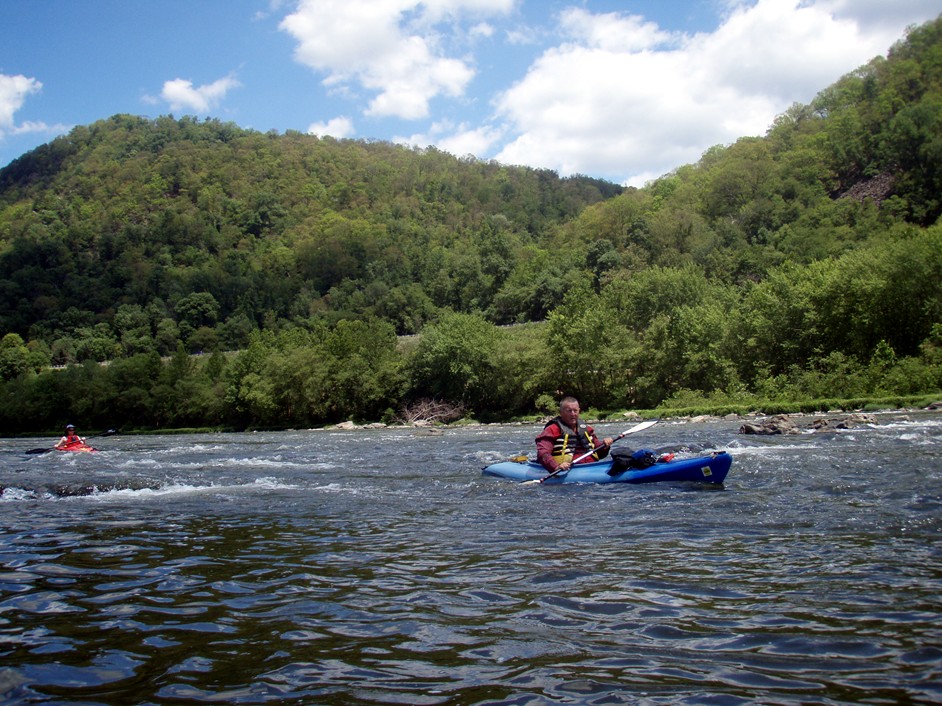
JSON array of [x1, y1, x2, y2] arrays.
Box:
[[0, 73, 43, 133], [307, 116, 355, 138], [279, 0, 513, 120], [160, 74, 241, 114], [396, 118, 503, 157]]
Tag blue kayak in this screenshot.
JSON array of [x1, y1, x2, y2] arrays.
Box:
[[482, 451, 732, 485]]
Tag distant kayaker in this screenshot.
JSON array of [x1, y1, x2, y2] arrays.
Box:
[[536, 397, 613, 473], [55, 424, 85, 449]]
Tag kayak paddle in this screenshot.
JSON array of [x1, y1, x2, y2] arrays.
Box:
[[521, 419, 659, 485], [24, 428, 119, 455]]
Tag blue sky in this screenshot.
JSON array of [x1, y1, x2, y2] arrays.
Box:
[[1, 1, 940, 186]]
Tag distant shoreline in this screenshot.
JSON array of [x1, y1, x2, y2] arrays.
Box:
[[10, 399, 937, 440]]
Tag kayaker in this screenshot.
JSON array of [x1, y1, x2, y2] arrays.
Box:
[[55, 424, 85, 449], [535, 397, 613, 473]]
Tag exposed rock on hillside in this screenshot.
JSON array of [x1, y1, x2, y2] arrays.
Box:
[[839, 172, 895, 205]]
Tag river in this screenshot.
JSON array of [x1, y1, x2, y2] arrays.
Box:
[[1, 412, 940, 704]]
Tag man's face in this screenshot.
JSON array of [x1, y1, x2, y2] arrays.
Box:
[[560, 402, 580, 427]]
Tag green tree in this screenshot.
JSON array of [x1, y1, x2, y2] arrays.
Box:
[[114, 303, 155, 355], [544, 281, 623, 408], [0, 332, 32, 381], [409, 312, 501, 411], [101, 352, 161, 427], [325, 318, 404, 421], [489, 247, 572, 323], [175, 292, 220, 337]]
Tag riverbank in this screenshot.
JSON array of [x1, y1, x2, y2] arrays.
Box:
[[640, 392, 941, 420], [11, 393, 940, 438]]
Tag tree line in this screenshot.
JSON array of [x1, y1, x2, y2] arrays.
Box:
[[3, 221, 941, 432]]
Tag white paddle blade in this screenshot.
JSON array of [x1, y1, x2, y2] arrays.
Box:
[[619, 419, 659, 436]]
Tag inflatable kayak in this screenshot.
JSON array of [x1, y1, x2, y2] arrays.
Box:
[[482, 451, 732, 485]]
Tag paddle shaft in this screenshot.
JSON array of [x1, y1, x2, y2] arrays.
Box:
[[526, 419, 658, 485]]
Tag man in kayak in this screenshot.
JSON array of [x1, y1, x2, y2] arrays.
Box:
[[536, 397, 613, 473], [55, 424, 85, 449]]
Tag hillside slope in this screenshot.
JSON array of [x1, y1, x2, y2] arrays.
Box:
[[0, 119, 620, 354]]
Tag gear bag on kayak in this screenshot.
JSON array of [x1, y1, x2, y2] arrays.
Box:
[[608, 447, 658, 474]]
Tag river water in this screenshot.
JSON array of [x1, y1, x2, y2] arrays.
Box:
[[1, 412, 940, 705]]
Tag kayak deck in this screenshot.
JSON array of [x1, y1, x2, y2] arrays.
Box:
[[57, 443, 97, 453], [482, 451, 732, 484]]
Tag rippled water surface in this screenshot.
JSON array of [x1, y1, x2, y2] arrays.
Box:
[[1, 414, 940, 704]]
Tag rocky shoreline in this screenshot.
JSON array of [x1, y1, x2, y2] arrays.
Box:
[[323, 404, 942, 433]]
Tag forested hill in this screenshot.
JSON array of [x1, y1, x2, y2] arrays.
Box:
[[555, 14, 942, 273], [0, 17, 941, 431], [1, 16, 940, 359], [0, 113, 621, 352]]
